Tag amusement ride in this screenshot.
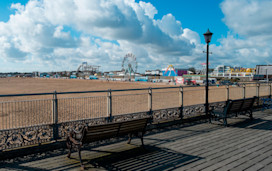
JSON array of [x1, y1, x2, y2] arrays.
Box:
[[122, 53, 137, 81]]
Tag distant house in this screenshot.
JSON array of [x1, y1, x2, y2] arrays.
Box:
[[145, 70, 160, 76], [40, 73, 48, 77], [70, 75, 77, 79]]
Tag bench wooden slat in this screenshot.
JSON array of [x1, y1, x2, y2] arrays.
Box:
[[86, 124, 120, 133], [120, 124, 146, 129], [85, 130, 119, 137], [119, 124, 146, 131], [120, 121, 147, 127], [120, 126, 145, 130], [83, 133, 118, 142], [119, 118, 148, 124], [242, 98, 255, 110], [228, 100, 243, 113]]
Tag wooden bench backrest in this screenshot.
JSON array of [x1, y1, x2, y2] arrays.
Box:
[[118, 118, 148, 136], [225, 97, 255, 115], [82, 123, 120, 143], [82, 117, 150, 143], [226, 99, 244, 114], [241, 97, 255, 110]]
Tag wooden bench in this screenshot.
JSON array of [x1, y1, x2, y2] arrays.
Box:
[[210, 97, 256, 126], [66, 117, 151, 169]]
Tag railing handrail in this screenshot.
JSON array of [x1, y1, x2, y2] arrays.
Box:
[[0, 82, 271, 97]]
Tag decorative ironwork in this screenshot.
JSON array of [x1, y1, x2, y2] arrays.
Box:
[[59, 118, 108, 138], [0, 125, 52, 150], [113, 112, 150, 122], [152, 102, 227, 121], [209, 101, 227, 111], [153, 108, 181, 122], [183, 105, 205, 118]]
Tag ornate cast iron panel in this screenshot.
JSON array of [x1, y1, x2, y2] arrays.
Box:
[[0, 125, 52, 151]]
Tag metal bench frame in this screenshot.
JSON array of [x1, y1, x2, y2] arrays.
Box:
[[210, 97, 256, 126], [66, 117, 150, 169], [261, 97, 272, 111]]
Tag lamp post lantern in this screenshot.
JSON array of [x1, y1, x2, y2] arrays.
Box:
[[203, 29, 213, 122]]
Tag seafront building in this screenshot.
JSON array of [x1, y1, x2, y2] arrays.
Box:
[[211, 65, 255, 81]]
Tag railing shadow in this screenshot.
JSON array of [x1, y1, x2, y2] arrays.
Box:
[[230, 117, 272, 131], [1, 163, 50, 171], [0, 149, 67, 171], [0, 145, 203, 171], [143, 120, 223, 147], [86, 145, 203, 170]]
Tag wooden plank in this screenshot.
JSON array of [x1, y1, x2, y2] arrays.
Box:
[[241, 98, 255, 110], [86, 129, 118, 136], [87, 123, 120, 132], [120, 123, 146, 130], [182, 131, 272, 170], [226, 143, 272, 171]]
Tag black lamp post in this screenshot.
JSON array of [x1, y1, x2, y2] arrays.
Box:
[[203, 29, 213, 122]]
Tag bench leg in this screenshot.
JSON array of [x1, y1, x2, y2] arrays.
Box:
[[66, 138, 72, 158], [138, 132, 144, 147], [141, 136, 144, 147], [78, 145, 84, 170], [67, 145, 72, 158], [208, 115, 212, 123], [249, 110, 253, 120], [223, 118, 228, 127], [127, 133, 132, 144], [209, 111, 215, 124]]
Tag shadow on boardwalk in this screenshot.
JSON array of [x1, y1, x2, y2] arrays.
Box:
[[228, 110, 272, 131], [1, 110, 272, 170], [84, 146, 202, 170], [0, 146, 202, 171], [230, 118, 272, 130]]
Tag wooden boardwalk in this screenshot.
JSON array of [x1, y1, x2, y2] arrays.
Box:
[[1, 110, 272, 170]]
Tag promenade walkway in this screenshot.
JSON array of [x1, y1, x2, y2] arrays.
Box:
[[1, 110, 272, 170]]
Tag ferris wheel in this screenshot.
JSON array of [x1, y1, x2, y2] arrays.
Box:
[[122, 53, 138, 77]]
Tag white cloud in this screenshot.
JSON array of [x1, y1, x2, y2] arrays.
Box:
[[0, 0, 198, 72], [156, 14, 183, 37], [221, 0, 272, 38], [182, 28, 200, 45], [139, 1, 158, 19], [1, 0, 271, 72], [206, 0, 272, 68]]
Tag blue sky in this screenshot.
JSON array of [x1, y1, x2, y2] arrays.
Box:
[[0, 0, 28, 21], [0, 0, 271, 72], [138, 0, 228, 45]]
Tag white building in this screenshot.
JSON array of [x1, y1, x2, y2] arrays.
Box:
[[212, 65, 254, 79], [145, 70, 161, 76], [213, 65, 231, 74]]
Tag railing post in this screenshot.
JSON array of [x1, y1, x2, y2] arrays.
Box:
[[148, 87, 152, 115], [52, 91, 59, 141], [256, 83, 260, 106], [243, 84, 246, 99], [226, 85, 229, 101], [179, 86, 183, 119], [107, 89, 112, 122], [269, 83, 272, 99]]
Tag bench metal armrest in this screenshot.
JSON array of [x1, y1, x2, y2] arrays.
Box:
[[68, 132, 82, 145], [67, 127, 85, 146]]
